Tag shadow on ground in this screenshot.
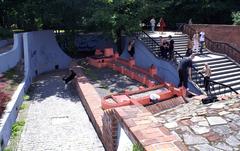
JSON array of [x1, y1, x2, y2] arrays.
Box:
[[78, 59, 144, 97], [28, 70, 80, 102]]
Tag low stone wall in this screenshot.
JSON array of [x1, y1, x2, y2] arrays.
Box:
[[73, 61, 187, 151], [0, 79, 30, 150], [0, 34, 23, 73]]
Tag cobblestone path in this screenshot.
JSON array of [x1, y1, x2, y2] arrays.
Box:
[[17, 70, 105, 151]]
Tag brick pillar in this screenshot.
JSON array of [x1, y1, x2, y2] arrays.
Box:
[[128, 58, 135, 67], [104, 48, 114, 57], [102, 109, 118, 151], [114, 52, 119, 59], [95, 49, 103, 55]]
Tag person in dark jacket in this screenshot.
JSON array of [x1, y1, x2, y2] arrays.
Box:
[[168, 35, 174, 60], [177, 54, 195, 88]]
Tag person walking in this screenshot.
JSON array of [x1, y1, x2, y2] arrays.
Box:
[[199, 31, 205, 54], [201, 63, 211, 94], [178, 54, 195, 89], [192, 31, 199, 53], [150, 17, 156, 32], [168, 35, 174, 60]]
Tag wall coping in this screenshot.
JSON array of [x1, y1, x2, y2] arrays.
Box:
[[190, 24, 240, 27]]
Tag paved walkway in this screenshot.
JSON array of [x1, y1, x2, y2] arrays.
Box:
[[154, 95, 240, 151], [17, 70, 105, 151]]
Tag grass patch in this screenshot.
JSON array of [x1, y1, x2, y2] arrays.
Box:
[[4, 100, 30, 151], [11, 120, 25, 138], [23, 95, 30, 101], [132, 144, 144, 151], [20, 103, 29, 110]]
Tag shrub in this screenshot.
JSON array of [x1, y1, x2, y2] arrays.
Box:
[[0, 27, 13, 39], [0, 92, 10, 103], [232, 11, 240, 25], [11, 120, 25, 138]]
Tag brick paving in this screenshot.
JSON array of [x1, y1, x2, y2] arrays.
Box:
[[154, 95, 240, 151], [17, 70, 105, 151]]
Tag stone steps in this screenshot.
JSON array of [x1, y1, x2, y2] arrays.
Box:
[[139, 32, 240, 96]]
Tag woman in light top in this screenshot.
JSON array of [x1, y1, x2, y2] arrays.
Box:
[[192, 31, 199, 53]]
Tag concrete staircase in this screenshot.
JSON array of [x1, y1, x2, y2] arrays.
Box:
[[139, 32, 240, 96]]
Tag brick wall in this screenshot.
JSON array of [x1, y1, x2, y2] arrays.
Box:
[[185, 24, 240, 63], [190, 24, 240, 49], [113, 105, 187, 151], [102, 109, 118, 151], [72, 60, 187, 151]]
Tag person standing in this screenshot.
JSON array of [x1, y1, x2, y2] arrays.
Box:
[[162, 39, 169, 59], [192, 31, 199, 53], [168, 35, 174, 60], [186, 39, 193, 57], [178, 54, 195, 89], [199, 31, 205, 54], [201, 63, 211, 94], [150, 17, 156, 32], [127, 40, 135, 58]]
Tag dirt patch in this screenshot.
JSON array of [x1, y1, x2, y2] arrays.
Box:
[[0, 64, 24, 117]]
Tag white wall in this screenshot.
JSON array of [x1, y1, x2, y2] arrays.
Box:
[[0, 30, 72, 150], [23, 30, 71, 80], [0, 34, 23, 73]]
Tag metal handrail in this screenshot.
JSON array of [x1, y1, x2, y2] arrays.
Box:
[[140, 30, 184, 61], [182, 24, 239, 95], [138, 30, 239, 95], [183, 24, 240, 63]]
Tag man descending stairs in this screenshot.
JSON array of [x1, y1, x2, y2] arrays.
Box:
[[139, 32, 240, 96]]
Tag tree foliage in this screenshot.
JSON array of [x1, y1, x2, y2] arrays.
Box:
[[0, 0, 239, 34], [232, 11, 240, 25]]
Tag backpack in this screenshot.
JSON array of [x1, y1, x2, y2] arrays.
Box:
[[201, 95, 219, 104]]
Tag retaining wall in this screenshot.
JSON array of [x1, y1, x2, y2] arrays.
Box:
[[121, 37, 202, 95], [0, 39, 12, 48], [0, 34, 23, 73]]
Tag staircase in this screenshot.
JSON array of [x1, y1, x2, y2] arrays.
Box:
[[138, 31, 240, 96]]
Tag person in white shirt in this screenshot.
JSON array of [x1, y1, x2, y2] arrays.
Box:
[[150, 18, 156, 32], [199, 31, 205, 54]]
